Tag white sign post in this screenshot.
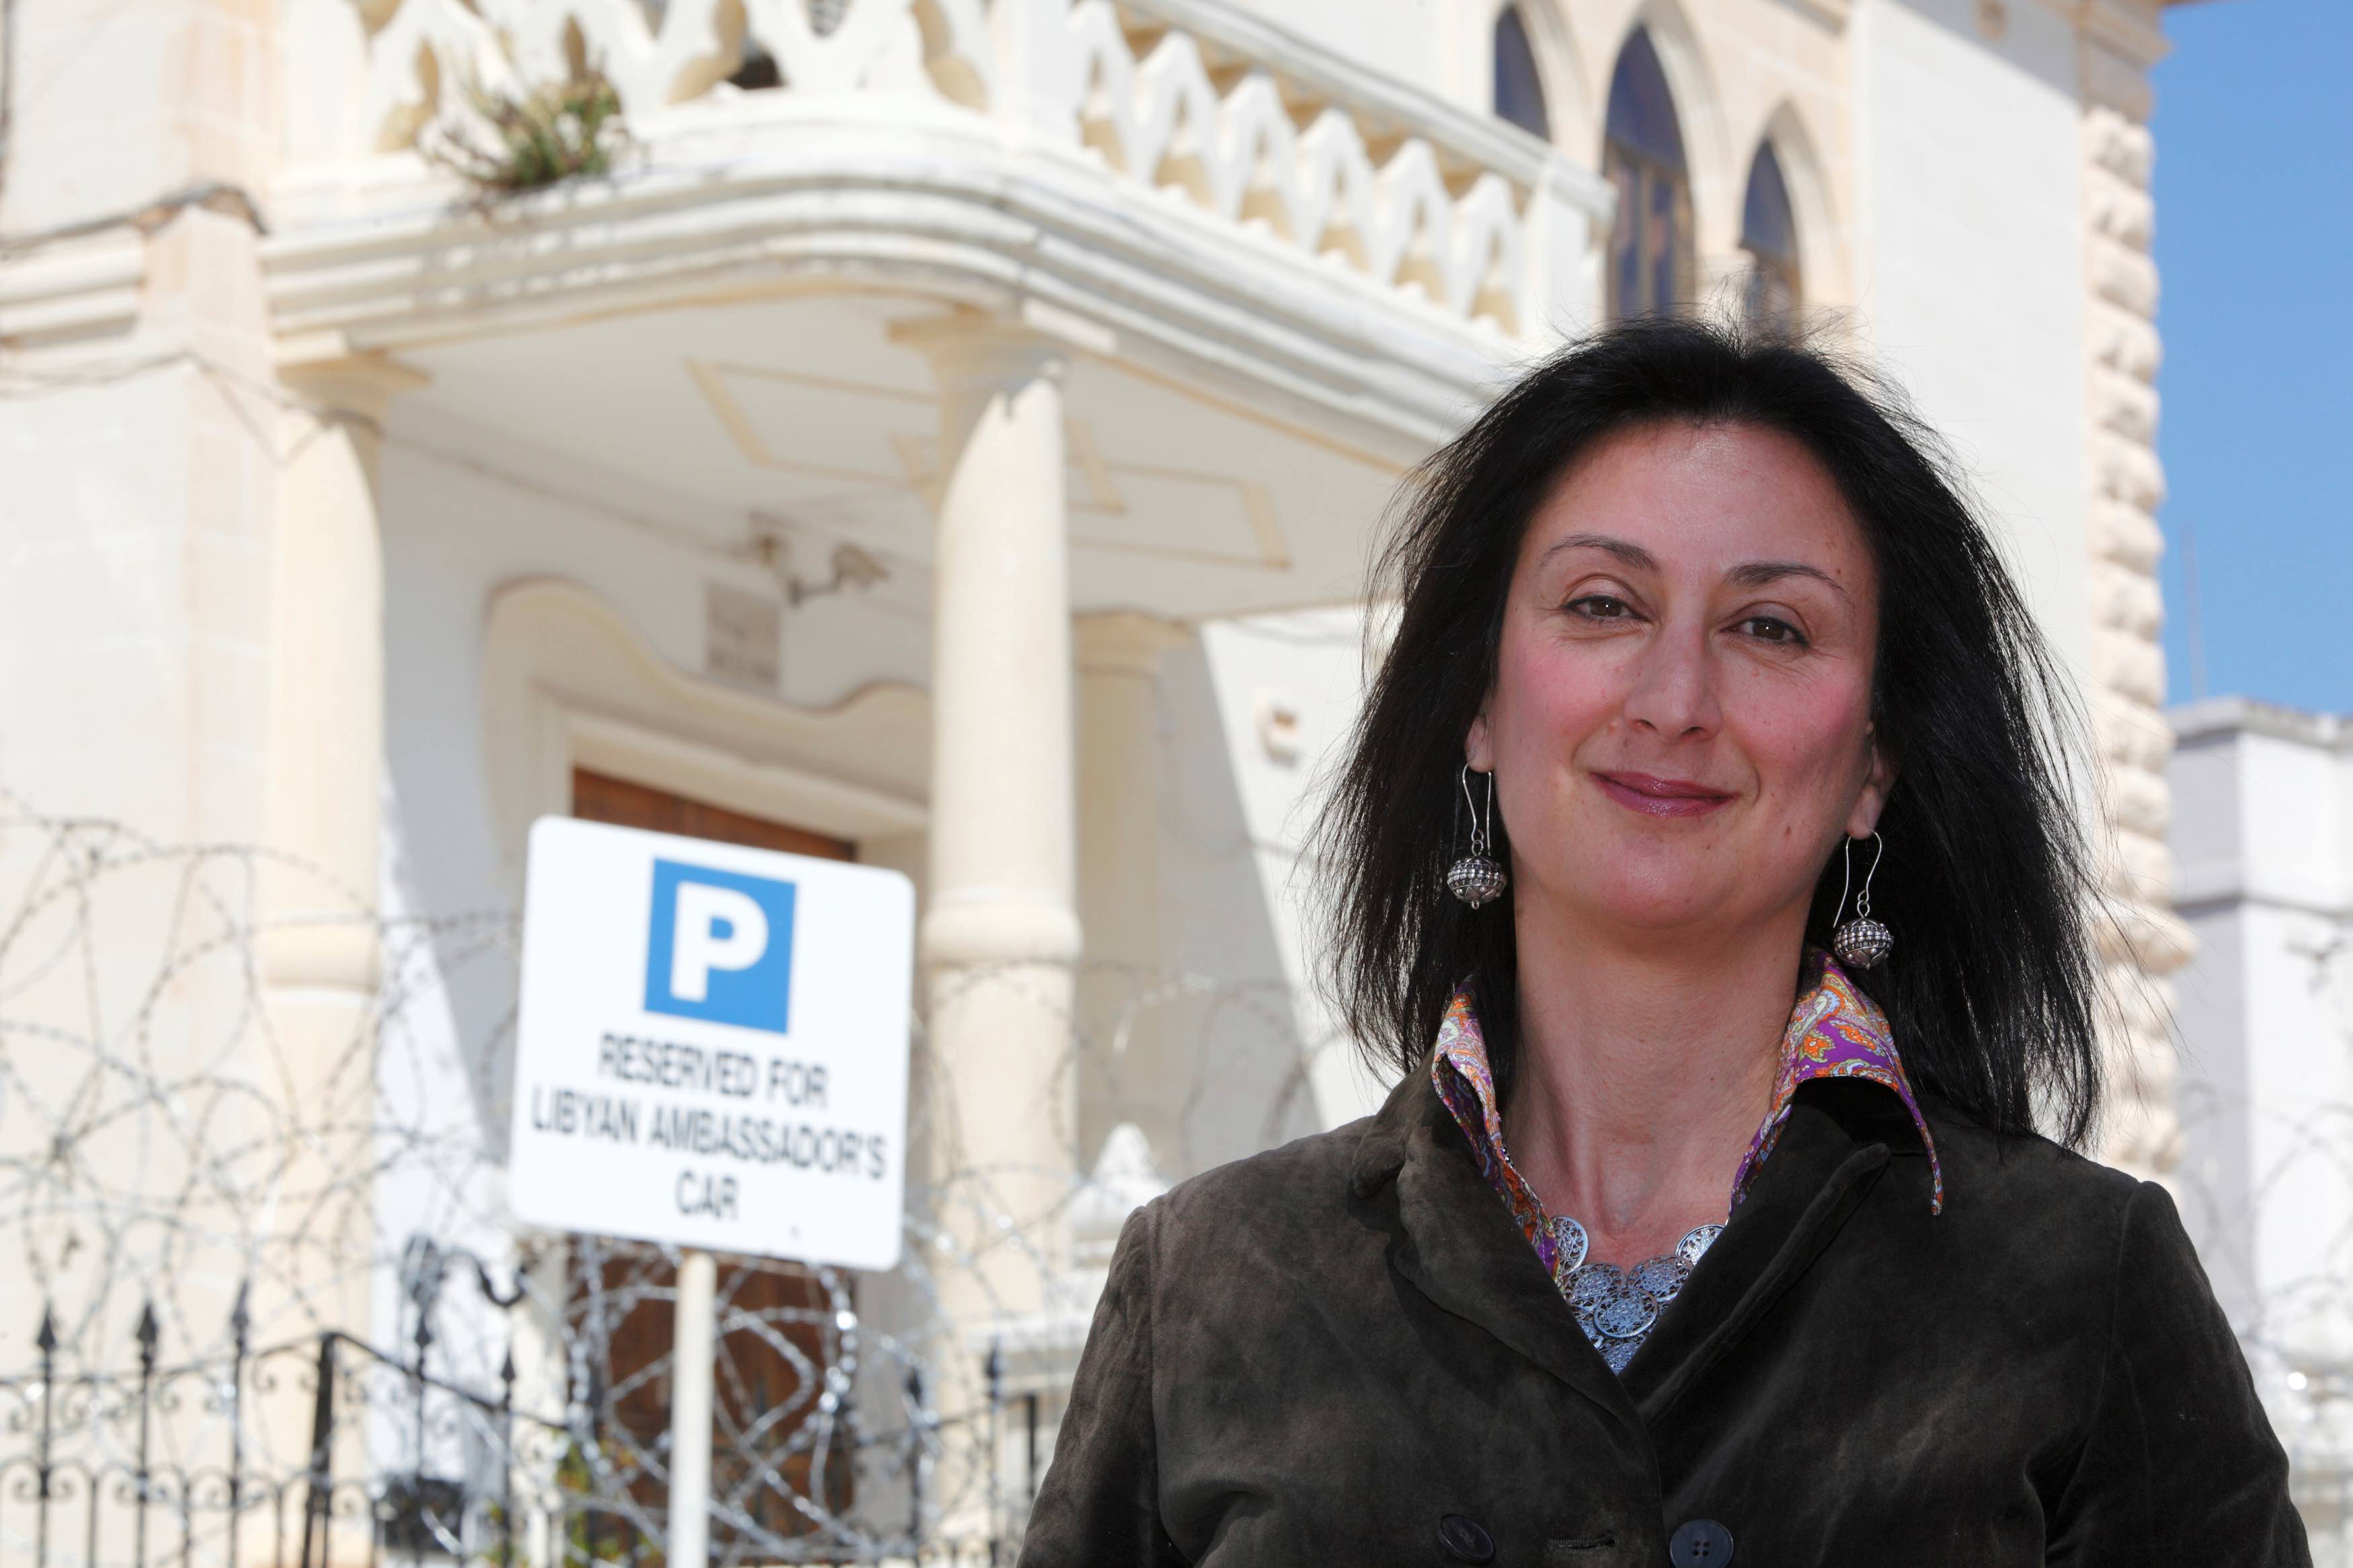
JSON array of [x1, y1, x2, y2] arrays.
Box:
[[509, 815, 916, 1567]]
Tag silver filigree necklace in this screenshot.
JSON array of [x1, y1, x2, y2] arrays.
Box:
[[1546, 1213, 1724, 1373]]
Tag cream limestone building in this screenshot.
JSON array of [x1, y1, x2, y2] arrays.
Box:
[[2169, 698, 2353, 1550], [0, 0, 2210, 1556]]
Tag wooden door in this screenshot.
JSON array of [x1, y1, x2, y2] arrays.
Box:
[[572, 769, 854, 860]]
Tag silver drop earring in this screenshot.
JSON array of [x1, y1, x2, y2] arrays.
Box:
[[1831, 831, 1894, 968], [1447, 766, 1508, 909]]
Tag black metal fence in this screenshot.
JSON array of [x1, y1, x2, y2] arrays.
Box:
[[0, 1271, 1044, 1568]]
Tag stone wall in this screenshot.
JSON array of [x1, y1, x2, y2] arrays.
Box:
[[2076, 0, 2192, 1177]]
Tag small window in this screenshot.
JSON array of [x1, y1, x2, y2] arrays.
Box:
[[1494, 6, 1550, 140], [1741, 141, 1802, 332], [1603, 29, 1693, 320]]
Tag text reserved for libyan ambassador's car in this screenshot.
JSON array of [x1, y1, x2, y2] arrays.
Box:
[[525, 1032, 891, 1210]]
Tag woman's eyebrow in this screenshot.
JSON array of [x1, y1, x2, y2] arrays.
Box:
[[1541, 538, 1851, 602], [1728, 560, 1850, 600], [1540, 533, 1658, 571]]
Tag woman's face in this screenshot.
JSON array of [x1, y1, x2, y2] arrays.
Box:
[[1466, 420, 1895, 943]]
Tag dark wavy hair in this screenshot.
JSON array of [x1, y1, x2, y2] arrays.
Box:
[[1312, 317, 2106, 1147]]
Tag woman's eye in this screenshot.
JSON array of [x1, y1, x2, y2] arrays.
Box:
[[1566, 595, 1633, 621], [1737, 615, 1806, 645]]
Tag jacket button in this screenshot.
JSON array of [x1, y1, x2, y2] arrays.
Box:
[[1436, 1513, 1496, 1563], [1669, 1518, 1735, 1566]]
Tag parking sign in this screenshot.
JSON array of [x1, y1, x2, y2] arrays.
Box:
[[644, 860, 799, 1032], [508, 816, 914, 1269]]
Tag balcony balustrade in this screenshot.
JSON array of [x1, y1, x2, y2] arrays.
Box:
[[344, 0, 1601, 342]]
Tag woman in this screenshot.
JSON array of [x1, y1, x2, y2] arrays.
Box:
[[1020, 321, 2307, 1565]]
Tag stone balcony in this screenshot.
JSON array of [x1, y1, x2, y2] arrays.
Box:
[[274, 0, 1611, 443]]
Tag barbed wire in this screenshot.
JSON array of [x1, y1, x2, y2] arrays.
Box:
[[0, 794, 2345, 1563], [0, 793, 1343, 1567]]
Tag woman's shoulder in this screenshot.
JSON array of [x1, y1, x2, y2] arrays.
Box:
[[1121, 1114, 1394, 1279], [1154, 1116, 1378, 1223], [1916, 1092, 2161, 1243]]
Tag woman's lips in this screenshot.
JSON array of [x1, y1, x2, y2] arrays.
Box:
[[1593, 771, 1735, 819]]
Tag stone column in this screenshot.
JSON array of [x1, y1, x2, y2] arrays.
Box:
[[260, 354, 423, 1510], [1075, 613, 1189, 1171], [2073, 0, 2190, 1180], [892, 309, 1082, 1327], [263, 354, 423, 997]]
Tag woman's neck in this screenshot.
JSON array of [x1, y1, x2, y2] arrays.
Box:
[[1499, 905, 1806, 1268]]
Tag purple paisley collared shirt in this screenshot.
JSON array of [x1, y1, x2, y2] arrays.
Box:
[[1429, 949, 1943, 1289]]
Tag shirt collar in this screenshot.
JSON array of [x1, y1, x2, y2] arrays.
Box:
[[1430, 948, 1944, 1235]]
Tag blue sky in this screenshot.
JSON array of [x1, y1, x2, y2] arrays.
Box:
[[2151, 0, 2352, 714]]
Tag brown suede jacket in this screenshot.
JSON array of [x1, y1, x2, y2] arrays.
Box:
[[1020, 1069, 2309, 1566]]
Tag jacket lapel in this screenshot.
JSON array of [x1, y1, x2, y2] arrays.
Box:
[[1623, 1083, 1895, 1423], [1360, 1073, 1636, 1425], [1355, 1069, 1917, 1432]]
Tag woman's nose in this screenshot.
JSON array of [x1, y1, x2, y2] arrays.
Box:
[[1623, 623, 1721, 739]]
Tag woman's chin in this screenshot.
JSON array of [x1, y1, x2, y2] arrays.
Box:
[[1556, 884, 1753, 940]]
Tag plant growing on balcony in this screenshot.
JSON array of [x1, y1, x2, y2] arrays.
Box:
[[423, 71, 629, 200]]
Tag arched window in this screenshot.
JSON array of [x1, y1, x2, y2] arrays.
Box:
[[1603, 28, 1693, 320], [1494, 6, 1550, 140], [1741, 141, 1801, 331]]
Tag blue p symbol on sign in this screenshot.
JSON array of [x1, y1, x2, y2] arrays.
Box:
[[644, 860, 797, 1034]]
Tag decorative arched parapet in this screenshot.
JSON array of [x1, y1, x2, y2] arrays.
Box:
[[324, 0, 1612, 352], [2071, 0, 2188, 1180], [360, 0, 994, 153], [1058, 0, 1587, 339], [479, 578, 928, 882]]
